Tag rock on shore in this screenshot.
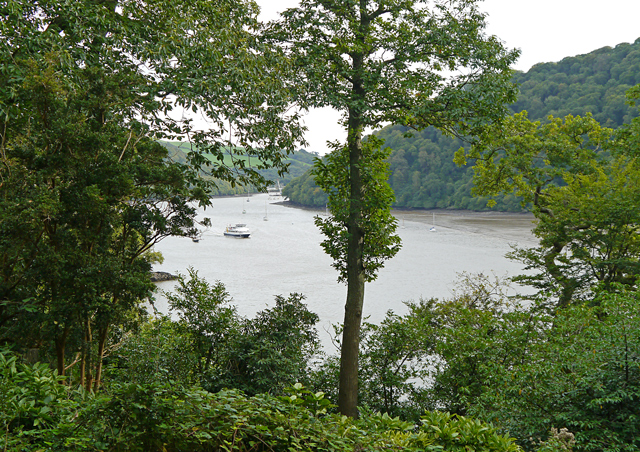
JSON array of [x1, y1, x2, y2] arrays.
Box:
[[150, 271, 178, 282]]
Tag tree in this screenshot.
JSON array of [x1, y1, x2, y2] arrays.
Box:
[[508, 155, 640, 307], [311, 306, 436, 422], [213, 292, 321, 396], [274, 0, 518, 416], [397, 276, 640, 451], [0, 0, 303, 389], [467, 288, 640, 452], [164, 268, 239, 382], [111, 270, 321, 396], [455, 111, 640, 308]]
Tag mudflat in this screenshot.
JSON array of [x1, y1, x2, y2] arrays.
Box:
[[393, 209, 537, 245]]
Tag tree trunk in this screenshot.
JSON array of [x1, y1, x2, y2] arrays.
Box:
[[338, 100, 365, 417], [55, 341, 64, 376], [337, 4, 372, 417], [338, 255, 366, 417], [54, 329, 68, 377], [83, 317, 93, 392], [93, 324, 109, 392]]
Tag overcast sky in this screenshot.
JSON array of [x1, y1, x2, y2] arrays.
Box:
[[257, 0, 640, 154]]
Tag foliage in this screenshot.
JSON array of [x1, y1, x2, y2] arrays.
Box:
[[379, 126, 523, 211], [165, 268, 239, 381], [507, 155, 640, 308], [110, 270, 321, 397], [418, 411, 521, 452], [513, 39, 640, 126], [313, 138, 401, 283], [104, 316, 200, 387], [312, 311, 435, 422], [468, 289, 640, 452], [162, 143, 317, 196], [0, 0, 303, 391], [614, 82, 640, 157], [311, 273, 528, 420], [282, 169, 329, 207], [284, 124, 526, 211], [386, 273, 534, 418], [455, 113, 613, 207], [0, 347, 77, 448], [209, 292, 321, 396], [455, 111, 640, 308], [286, 40, 640, 213], [311, 273, 640, 451], [1, 376, 522, 452], [536, 428, 576, 452]]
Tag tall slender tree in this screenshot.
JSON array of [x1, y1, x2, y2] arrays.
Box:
[[273, 0, 519, 416]]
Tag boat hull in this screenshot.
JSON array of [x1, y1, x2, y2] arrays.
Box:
[[224, 231, 250, 238]]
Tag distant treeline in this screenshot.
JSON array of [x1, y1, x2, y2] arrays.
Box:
[[161, 141, 317, 196], [283, 38, 640, 211]]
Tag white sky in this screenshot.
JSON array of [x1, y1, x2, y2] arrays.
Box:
[[258, 0, 640, 155]]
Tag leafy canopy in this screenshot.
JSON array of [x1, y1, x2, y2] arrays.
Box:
[[313, 137, 401, 283]]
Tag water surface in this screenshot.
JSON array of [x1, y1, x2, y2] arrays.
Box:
[[152, 194, 537, 348]]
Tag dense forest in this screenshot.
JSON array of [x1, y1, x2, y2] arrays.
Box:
[[284, 38, 640, 210], [513, 39, 640, 125]]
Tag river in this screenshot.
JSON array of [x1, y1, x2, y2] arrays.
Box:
[[152, 193, 537, 349]]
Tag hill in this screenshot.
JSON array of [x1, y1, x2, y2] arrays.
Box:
[[160, 141, 316, 196], [284, 38, 640, 211], [513, 39, 640, 126]]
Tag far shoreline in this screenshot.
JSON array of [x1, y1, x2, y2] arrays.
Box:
[[278, 199, 537, 245]]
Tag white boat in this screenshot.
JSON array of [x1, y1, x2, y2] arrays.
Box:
[[267, 181, 283, 200], [224, 224, 251, 238], [430, 212, 436, 232]]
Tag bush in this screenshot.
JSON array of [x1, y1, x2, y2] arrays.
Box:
[[110, 269, 322, 396], [51, 382, 520, 452], [0, 348, 78, 450]]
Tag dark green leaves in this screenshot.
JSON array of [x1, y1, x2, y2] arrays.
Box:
[[0, 0, 304, 389], [313, 138, 401, 283]]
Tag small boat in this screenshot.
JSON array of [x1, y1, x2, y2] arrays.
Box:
[[224, 224, 251, 238], [191, 229, 203, 242], [267, 181, 283, 200], [267, 181, 282, 195], [430, 212, 436, 232]]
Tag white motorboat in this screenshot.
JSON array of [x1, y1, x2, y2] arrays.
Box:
[[224, 224, 251, 238]]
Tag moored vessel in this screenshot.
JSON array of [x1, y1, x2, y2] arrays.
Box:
[[224, 224, 251, 238]]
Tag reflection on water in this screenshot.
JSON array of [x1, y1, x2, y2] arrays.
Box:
[[152, 194, 537, 349]]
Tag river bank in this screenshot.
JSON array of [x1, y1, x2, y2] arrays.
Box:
[[393, 208, 537, 245], [280, 200, 537, 246]]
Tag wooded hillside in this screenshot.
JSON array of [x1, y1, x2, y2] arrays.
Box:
[[161, 141, 316, 196], [284, 38, 640, 211]]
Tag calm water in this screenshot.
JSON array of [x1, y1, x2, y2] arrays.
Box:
[[152, 194, 536, 348]]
